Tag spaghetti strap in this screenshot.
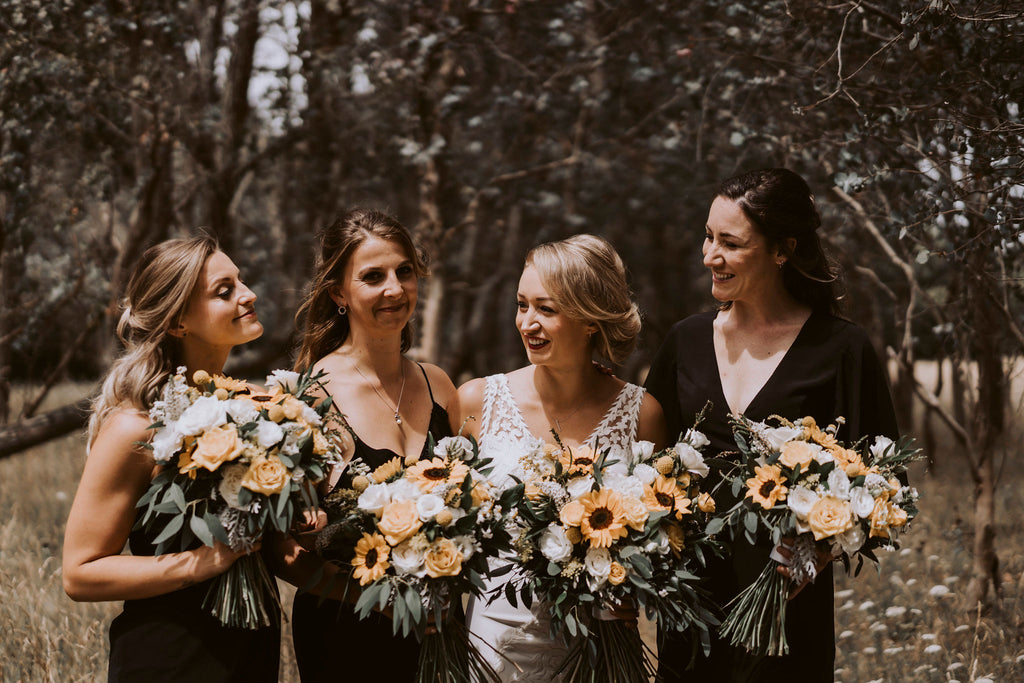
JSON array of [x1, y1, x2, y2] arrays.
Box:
[[417, 362, 435, 403]]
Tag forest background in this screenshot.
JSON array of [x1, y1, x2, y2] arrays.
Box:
[[1, 0, 1022, 680]]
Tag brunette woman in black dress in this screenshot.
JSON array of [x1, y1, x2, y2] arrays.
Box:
[[274, 209, 457, 682], [646, 168, 899, 682]]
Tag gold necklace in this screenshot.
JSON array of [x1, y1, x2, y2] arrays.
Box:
[[351, 359, 407, 425]]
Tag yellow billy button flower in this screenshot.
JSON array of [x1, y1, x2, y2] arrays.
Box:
[[745, 464, 788, 509], [579, 488, 628, 548], [565, 527, 583, 545], [435, 508, 454, 527], [192, 369, 212, 386], [351, 475, 370, 493], [654, 455, 676, 476], [352, 533, 390, 586], [608, 561, 627, 586], [213, 388, 230, 401], [265, 403, 286, 423]]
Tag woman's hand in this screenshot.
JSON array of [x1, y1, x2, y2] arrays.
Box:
[[594, 599, 639, 627], [191, 540, 256, 582], [774, 537, 833, 599], [292, 508, 328, 551]]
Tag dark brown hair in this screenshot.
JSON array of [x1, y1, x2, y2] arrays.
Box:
[[294, 209, 428, 370]]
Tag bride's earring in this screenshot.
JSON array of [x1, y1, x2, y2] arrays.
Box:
[[338, 304, 347, 316]]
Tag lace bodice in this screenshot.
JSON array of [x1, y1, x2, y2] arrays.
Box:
[[477, 373, 645, 486]]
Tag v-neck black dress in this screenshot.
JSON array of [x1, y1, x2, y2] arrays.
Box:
[[645, 310, 899, 683], [290, 366, 453, 683]]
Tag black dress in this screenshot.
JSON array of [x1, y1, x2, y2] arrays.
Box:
[[107, 525, 281, 682], [645, 310, 899, 683], [291, 365, 453, 683]]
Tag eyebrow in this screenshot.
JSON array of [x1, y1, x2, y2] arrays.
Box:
[[356, 259, 413, 275], [517, 292, 553, 302]]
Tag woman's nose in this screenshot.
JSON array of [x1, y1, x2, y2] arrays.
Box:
[[238, 282, 257, 304]]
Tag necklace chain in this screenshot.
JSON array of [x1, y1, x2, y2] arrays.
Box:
[[549, 403, 583, 434], [351, 359, 407, 425]]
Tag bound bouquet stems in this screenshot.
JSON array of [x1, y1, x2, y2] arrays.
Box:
[[557, 613, 655, 683], [202, 552, 281, 630], [418, 616, 500, 683], [718, 561, 790, 657]]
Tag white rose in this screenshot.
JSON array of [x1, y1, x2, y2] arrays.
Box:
[[539, 525, 574, 563], [584, 547, 612, 586], [685, 429, 710, 449], [224, 399, 259, 425], [265, 369, 302, 394], [416, 494, 446, 521], [814, 448, 835, 465], [218, 463, 249, 509], [632, 463, 657, 486], [254, 420, 285, 449], [837, 524, 866, 555], [603, 473, 645, 501], [603, 461, 629, 479], [176, 396, 228, 436], [151, 425, 184, 463], [357, 483, 391, 516], [787, 487, 821, 521], [760, 424, 803, 451], [631, 440, 655, 463], [827, 468, 852, 500], [566, 475, 595, 499], [391, 540, 427, 576], [389, 478, 424, 502], [850, 487, 876, 518], [675, 442, 710, 478], [869, 435, 894, 461], [435, 436, 473, 459]]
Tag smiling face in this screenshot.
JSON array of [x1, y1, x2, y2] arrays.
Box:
[[332, 236, 418, 337], [176, 250, 263, 350], [702, 196, 786, 305], [516, 265, 595, 367]]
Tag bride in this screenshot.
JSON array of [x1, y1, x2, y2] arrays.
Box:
[[453, 234, 666, 680]]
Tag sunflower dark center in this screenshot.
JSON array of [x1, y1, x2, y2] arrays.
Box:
[[590, 507, 613, 530], [365, 548, 379, 567], [655, 492, 674, 508], [425, 467, 447, 480], [759, 480, 777, 497]]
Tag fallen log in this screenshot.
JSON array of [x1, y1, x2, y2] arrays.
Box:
[[0, 398, 91, 459]]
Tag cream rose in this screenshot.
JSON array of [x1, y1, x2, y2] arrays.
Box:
[[584, 547, 612, 583], [560, 500, 586, 527], [786, 486, 820, 521], [191, 424, 245, 471], [760, 424, 803, 451], [631, 440, 655, 462], [779, 441, 817, 470], [807, 496, 854, 541], [358, 483, 390, 516], [608, 561, 627, 586], [619, 496, 649, 532], [391, 539, 427, 577], [632, 463, 657, 486], [379, 500, 423, 546], [241, 455, 290, 495], [539, 525, 574, 563], [424, 537, 464, 578]]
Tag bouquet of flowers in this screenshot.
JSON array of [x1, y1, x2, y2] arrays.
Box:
[[711, 414, 921, 656], [312, 434, 515, 683], [501, 428, 720, 682], [136, 367, 345, 629]]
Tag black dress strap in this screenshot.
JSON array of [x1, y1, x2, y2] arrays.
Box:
[[417, 362, 436, 404]]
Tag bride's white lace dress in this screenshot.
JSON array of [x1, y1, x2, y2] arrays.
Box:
[[466, 373, 645, 682]]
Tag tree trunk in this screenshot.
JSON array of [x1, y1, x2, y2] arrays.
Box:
[[0, 398, 91, 459]]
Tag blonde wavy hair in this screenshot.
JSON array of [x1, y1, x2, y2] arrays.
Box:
[[88, 235, 218, 446], [525, 234, 642, 365]]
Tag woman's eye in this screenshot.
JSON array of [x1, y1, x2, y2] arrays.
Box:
[[540, 306, 555, 314], [362, 272, 383, 283], [217, 286, 233, 299], [397, 265, 415, 277], [516, 301, 527, 311]]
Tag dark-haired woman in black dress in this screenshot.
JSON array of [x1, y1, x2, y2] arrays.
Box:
[[274, 209, 458, 681], [646, 168, 899, 682]]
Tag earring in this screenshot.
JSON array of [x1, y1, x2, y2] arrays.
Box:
[[338, 304, 347, 316], [776, 260, 786, 269]]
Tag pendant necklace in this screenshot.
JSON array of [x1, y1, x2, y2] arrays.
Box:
[[352, 358, 407, 425], [550, 403, 583, 433]]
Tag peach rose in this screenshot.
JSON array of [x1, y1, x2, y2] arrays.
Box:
[[379, 500, 423, 546], [807, 496, 854, 541], [190, 424, 245, 472], [559, 500, 586, 527], [779, 441, 816, 470], [620, 495, 650, 532], [423, 537, 464, 578], [241, 455, 290, 496], [608, 561, 627, 586]]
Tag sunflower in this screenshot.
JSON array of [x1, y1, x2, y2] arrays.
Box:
[[642, 475, 691, 519], [406, 457, 470, 492], [578, 488, 628, 548], [745, 464, 788, 509], [352, 533, 390, 586], [557, 444, 597, 476], [372, 457, 405, 483]]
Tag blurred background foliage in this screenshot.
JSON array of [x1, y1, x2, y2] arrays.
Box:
[[1, 0, 1022, 623]]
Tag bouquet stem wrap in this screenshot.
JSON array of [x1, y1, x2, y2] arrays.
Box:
[[558, 614, 655, 683], [417, 617, 499, 683], [202, 552, 280, 630], [718, 560, 790, 657]]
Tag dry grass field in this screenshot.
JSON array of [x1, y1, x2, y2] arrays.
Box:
[[2, 375, 1022, 682]]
